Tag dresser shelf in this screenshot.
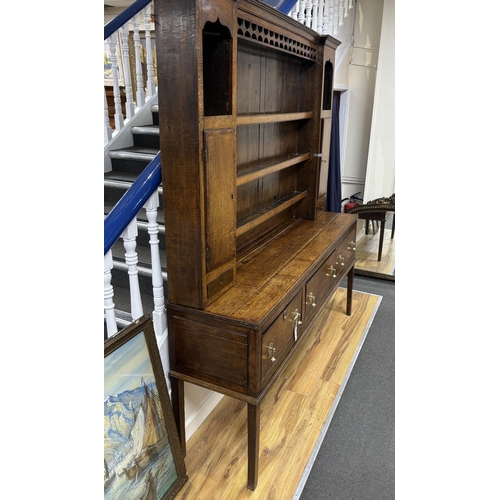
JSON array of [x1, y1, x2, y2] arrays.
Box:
[[236, 111, 313, 125]]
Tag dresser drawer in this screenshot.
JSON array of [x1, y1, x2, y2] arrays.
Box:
[[304, 249, 338, 321], [261, 290, 303, 385], [335, 228, 356, 271]]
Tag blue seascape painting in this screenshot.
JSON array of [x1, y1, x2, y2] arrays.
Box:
[[104, 331, 178, 500]]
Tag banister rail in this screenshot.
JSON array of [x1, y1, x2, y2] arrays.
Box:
[[104, 0, 153, 40], [104, 153, 161, 255]]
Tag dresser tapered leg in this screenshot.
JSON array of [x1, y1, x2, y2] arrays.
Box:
[[247, 402, 260, 490], [346, 266, 354, 316], [171, 377, 186, 456]]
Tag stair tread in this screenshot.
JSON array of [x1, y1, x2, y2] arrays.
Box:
[[104, 171, 139, 183], [131, 125, 160, 135], [107, 146, 159, 159]]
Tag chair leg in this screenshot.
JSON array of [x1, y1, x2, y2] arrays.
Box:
[[378, 221, 385, 261]]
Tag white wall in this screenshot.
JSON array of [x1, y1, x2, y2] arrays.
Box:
[[335, 0, 385, 203], [364, 0, 395, 202]]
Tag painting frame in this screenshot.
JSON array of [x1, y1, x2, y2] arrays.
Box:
[[104, 314, 187, 500]]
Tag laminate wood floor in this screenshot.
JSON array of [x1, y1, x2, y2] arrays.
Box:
[[354, 229, 395, 276], [175, 287, 381, 499]]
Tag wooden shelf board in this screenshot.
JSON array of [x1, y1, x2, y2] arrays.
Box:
[[236, 153, 311, 186], [236, 111, 313, 126], [235, 191, 307, 238]]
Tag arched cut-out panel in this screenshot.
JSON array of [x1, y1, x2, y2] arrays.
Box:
[[203, 19, 232, 116]]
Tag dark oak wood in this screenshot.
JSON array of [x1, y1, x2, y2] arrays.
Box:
[[155, 0, 355, 489]]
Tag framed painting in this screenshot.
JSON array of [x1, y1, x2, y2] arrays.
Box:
[[104, 315, 187, 500]]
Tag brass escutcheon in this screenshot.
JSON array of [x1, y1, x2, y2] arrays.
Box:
[[326, 265, 337, 277], [268, 342, 276, 362], [307, 292, 316, 307]]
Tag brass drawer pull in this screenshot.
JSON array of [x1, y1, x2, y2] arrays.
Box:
[[292, 309, 302, 325], [337, 255, 345, 266], [267, 342, 276, 362], [326, 265, 337, 278], [307, 292, 316, 307], [348, 240, 356, 250]]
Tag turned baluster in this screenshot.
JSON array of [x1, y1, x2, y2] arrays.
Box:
[[144, 189, 167, 339], [132, 14, 145, 108], [144, 5, 156, 99], [339, 0, 345, 27], [119, 26, 135, 119], [298, 0, 306, 24], [316, 0, 323, 34], [104, 88, 112, 144], [121, 218, 144, 320], [310, 1, 317, 32], [107, 33, 124, 131], [104, 250, 118, 337], [331, 0, 337, 36], [290, 2, 299, 20], [305, 1, 312, 28], [322, 0, 330, 34]]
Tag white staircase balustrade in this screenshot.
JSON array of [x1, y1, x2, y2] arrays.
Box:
[[104, 1, 156, 142], [132, 14, 146, 109], [108, 32, 125, 131], [144, 5, 156, 100], [298, 0, 306, 24], [119, 26, 136, 119], [285, 0, 354, 36], [104, 250, 118, 337], [104, 88, 113, 144], [305, 1, 312, 28], [144, 189, 167, 340], [121, 218, 144, 320], [311, 0, 319, 32]]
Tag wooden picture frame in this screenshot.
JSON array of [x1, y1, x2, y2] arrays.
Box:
[[104, 315, 187, 499]]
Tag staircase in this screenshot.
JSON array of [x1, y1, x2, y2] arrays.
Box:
[[104, 102, 164, 337]]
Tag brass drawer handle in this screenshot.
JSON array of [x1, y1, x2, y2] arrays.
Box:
[[292, 309, 302, 325], [337, 255, 345, 266], [267, 342, 276, 362], [326, 265, 337, 278], [307, 292, 316, 307], [348, 240, 356, 250]]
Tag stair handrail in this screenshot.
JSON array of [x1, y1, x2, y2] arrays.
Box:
[[104, 153, 162, 255], [104, 0, 153, 40]]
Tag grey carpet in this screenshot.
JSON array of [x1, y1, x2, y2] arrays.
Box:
[[298, 274, 395, 500]]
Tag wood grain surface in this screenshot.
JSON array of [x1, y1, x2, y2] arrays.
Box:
[[174, 287, 380, 499]]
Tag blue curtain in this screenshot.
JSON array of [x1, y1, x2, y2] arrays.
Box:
[[326, 91, 342, 213]]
